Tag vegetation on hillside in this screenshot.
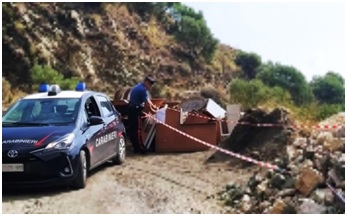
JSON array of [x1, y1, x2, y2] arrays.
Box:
[[2, 2, 344, 122], [229, 51, 345, 122]]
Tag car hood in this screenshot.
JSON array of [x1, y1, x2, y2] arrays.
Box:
[[2, 125, 75, 151]]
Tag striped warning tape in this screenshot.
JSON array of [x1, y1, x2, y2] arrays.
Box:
[[326, 181, 345, 204], [166, 107, 344, 130], [144, 112, 284, 173]]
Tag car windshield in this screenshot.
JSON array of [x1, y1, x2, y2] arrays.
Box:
[[2, 98, 81, 125]]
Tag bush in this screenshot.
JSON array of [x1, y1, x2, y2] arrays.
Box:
[[30, 64, 79, 91], [313, 103, 342, 121], [228, 79, 271, 110]]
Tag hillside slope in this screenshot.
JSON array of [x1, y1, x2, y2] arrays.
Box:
[[2, 2, 238, 104]]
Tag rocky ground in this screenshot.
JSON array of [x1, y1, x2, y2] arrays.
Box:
[[215, 111, 345, 214]]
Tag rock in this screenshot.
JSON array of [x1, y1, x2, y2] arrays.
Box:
[[323, 138, 344, 152], [328, 168, 344, 188], [295, 167, 324, 196], [316, 131, 334, 145], [311, 189, 329, 204], [259, 200, 271, 212], [256, 180, 268, 195], [269, 173, 286, 189], [293, 137, 307, 148], [276, 188, 296, 198], [282, 175, 295, 189], [240, 194, 252, 213], [299, 159, 314, 170], [297, 198, 326, 214], [286, 145, 299, 161], [264, 199, 286, 214], [334, 125, 345, 138]]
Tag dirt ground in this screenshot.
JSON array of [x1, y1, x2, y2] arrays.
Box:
[[2, 148, 257, 214]]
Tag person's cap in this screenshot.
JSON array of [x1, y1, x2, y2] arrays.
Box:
[[145, 76, 155, 85]]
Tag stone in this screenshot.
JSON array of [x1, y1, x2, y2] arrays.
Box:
[[293, 137, 307, 148], [328, 168, 344, 188], [265, 199, 286, 214], [323, 138, 344, 152], [286, 145, 299, 161], [276, 188, 296, 198], [334, 125, 345, 138], [240, 194, 252, 213], [269, 173, 286, 189], [256, 180, 268, 195], [295, 167, 324, 196], [311, 189, 328, 204], [316, 131, 333, 145], [297, 198, 326, 214]]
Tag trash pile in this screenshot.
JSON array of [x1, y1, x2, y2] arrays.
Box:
[[207, 108, 295, 166], [213, 110, 345, 213]]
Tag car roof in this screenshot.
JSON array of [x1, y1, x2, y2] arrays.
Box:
[[23, 90, 93, 100]]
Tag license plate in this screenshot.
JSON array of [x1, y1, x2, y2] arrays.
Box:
[[2, 163, 24, 172]]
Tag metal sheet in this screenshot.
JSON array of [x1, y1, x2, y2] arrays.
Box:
[[205, 99, 226, 119]]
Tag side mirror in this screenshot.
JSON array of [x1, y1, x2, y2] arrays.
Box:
[[89, 116, 104, 125]]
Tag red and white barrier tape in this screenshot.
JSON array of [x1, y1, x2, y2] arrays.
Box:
[[144, 112, 283, 173], [166, 107, 344, 130], [326, 182, 345, 204]]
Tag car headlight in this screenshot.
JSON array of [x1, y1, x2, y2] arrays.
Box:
[[45, 133, 75, 150]]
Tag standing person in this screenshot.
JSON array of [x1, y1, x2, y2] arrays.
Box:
[[127, 76, 157, 154]]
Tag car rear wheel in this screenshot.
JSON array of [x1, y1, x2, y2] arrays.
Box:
[[72, 150, 87, 189], [112, 135, 126, 165]]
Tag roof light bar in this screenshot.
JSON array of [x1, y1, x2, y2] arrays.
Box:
[[75, 81, 87, 91], [39, 83, 50, 92], [48, 84, 61, 96]]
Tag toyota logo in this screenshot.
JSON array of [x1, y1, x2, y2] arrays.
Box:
[[7, 150, 18, 158]]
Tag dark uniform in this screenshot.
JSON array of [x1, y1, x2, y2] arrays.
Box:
[[127, 81, 151, 153]]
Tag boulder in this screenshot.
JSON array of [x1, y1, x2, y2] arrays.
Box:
[[295, 167, 324, 196], [297, 198, 326, 214]]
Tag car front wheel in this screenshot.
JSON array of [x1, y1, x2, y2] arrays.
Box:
[[72, 150, 87, 189], [112, 135, 126, 165]]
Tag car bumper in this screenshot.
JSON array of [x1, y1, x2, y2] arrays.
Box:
[[2, 150, 78, 187]]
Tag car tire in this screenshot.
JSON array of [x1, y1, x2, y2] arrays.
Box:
[[112, 135, 126, 165], [72, 150, 87, 189]]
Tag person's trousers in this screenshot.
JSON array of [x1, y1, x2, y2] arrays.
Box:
[[127, 106, 146, 153]]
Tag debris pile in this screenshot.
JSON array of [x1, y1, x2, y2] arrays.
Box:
[[215, 111, 345, 213], [208, 108, 295, 166]]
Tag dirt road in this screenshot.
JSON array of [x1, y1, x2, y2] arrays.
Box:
[[2, 149, 256, 214]]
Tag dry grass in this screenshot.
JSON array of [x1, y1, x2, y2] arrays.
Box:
[[211, 44, 238, 75], [90, 14, 103, 27], [2, 78, 26, 110], [140, 17, 170, 48]]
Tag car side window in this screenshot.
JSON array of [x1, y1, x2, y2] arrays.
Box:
[[96, 95, 113, 117], [84, 96, 101, 118]]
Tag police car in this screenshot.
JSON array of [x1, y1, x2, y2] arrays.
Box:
[[2, 82, 126, 189]]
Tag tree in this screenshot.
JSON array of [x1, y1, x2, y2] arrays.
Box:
[[170, 4, 218, 62], [31, 64, 79, 91], [257, 62, 313, 105], [310, 72, 345, 105], [228, 79, 271, 110], [234, 51, 262, 80]]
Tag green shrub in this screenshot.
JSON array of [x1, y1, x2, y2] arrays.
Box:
[[30, 64, 79, 91], [313, 103, 342, 121], [228, 79, 271, 110]]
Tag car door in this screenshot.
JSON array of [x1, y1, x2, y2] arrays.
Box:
[[95, 95, 118, 161], [82, 96, 107, 167]]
